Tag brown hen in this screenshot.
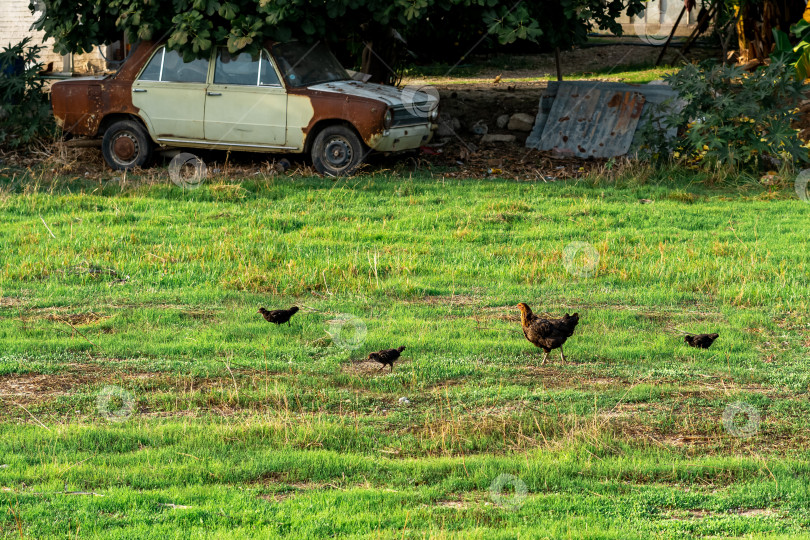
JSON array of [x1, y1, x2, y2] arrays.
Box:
[[684, 333, 719, 349], [258, 306, 299, 326], [368, 346, 405, 372], [517, 303, 579, 364]]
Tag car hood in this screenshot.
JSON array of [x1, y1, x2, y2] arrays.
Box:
[[52, 75, 109, 85], [307, 80, 438, 109]]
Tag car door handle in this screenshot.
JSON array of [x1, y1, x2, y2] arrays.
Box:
[[133, 88, 147, 93], [207, 92, 222, 96]]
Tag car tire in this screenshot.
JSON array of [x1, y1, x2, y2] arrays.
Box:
[[102, 119, 153, 170], [311, 125, 365, 177]]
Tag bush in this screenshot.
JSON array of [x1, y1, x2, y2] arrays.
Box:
[[0, 37, 56, 150], [640, 60, 808, 171]]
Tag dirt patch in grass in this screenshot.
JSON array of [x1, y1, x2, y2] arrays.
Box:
[[480, 305, 519, 323], [179, 310, 218, 321], [412, 294, 483, 307], [517, 366, 626, 390], [0, 363, 99, 400], [666, 508, 778, 520], [667, 508, 720, 520], [252, 473, 348, 496], [0, 297, 26, 308], [18, 307, 109, 326], [42, 312, 108, 326], [435, 499, 470, 510], [257, 491, 297, 502], [737, 508, 778, 517], [341, 360, 398, 376], [635, 312, 672, 327], [0, 365, 264, 407]]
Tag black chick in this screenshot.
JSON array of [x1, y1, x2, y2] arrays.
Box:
[[685, 333, 719, 349], [258, 306, 299, 326], [368, 346, 405, 372], [517, 302, 580, 365]]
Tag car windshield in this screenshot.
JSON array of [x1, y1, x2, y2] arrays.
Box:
[[270, 41, 349, 88]]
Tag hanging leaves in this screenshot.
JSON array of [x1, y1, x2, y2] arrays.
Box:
[[31, 0, 646, 60]]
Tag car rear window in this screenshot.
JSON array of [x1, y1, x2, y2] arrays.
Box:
[[139, 48, 163, 81], [138, 46, 209, 83]]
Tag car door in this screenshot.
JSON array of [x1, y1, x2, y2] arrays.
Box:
[[203, 49, 288, 147], [132, 46, 210, 141]]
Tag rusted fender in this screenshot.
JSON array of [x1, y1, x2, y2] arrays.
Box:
[[50, 41, 158, 136]]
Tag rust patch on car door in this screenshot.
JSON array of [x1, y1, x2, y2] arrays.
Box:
[[287, 88, 386, 148], [50, 41, 158, 136]]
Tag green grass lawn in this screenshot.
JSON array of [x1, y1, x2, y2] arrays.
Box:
[[405, 64, 679, 86], [0, 166, 809, 538]]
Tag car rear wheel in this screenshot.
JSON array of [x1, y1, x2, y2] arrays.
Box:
[[311, 125, 365, 177], [102, 119, 153, 170]]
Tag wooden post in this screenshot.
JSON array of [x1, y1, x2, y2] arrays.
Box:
[[681, 5, 718, 56], [656, 6, 687, 67], [554, 47, 562, 81]]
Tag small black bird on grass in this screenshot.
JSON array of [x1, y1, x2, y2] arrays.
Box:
[[368, 346, 406, 372], [685, 333, 719, 349], [258, 306, 299, 326]]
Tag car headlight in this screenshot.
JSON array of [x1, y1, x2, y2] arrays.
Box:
[[383, 109, 393, 129], [429, 107, 439, 122]]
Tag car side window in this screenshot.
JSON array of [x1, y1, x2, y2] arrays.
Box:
[[138, 46, 209, 83], [162, 50, 209, 83], [214, 49, 281, 86], [214, 50, 258, 85]]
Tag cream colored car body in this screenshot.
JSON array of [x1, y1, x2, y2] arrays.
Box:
[[130, 45, 436, 155]]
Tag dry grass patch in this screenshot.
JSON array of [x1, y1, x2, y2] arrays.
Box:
[[0, 363, 99, 400], [42, 311, 108, 326], [0, 297, 26, 308], [341, 359, 401, 376]]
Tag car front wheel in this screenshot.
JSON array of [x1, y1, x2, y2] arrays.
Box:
[[311, 125, 365, 177], [102, 119, 153, 170]]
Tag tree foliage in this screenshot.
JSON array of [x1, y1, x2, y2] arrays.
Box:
[[639, 59, 807, 171], [32, 0, 646, 62], [0, 38, 56, 149]]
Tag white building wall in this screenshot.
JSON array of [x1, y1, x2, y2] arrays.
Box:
[[616, 0, 710, 37], [0, 0, 106, 72]]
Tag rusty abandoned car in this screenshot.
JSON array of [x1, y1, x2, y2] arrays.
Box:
[[50, 41, 439, 175]]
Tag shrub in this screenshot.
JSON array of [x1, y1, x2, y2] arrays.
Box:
[[0, 37, 56, 150], [640, 59, 808, 171]]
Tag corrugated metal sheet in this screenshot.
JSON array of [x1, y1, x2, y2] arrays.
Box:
[[526, 81, 682, 157], [530, 85, 645, 159]]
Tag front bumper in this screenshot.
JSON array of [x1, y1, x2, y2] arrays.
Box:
[[369, 123, 435, 152]]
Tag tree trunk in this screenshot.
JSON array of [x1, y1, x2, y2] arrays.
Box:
[[737, 0, 807, 62], [360, 24, 401, 86]]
